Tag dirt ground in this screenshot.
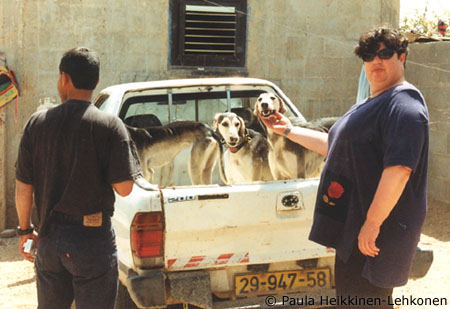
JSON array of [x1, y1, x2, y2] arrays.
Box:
[[1, 203, 449, 309]]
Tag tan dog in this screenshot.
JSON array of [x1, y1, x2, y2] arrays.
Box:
[[126, 121, 220, 185], [214, 112, 273, 184], [254, 93, 336, 180]]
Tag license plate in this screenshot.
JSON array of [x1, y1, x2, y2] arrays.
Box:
[[235, 268, 331, 297]]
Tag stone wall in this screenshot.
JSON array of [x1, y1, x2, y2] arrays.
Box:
[[246, 0, 400, 119], [0, 0, 400, 228], [407, 42, 450, 209]]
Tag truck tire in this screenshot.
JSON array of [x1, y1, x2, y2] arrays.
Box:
[[116, 282, 139, 309]]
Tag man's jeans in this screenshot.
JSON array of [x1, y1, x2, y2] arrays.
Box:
[[35, 215, 118, 309]]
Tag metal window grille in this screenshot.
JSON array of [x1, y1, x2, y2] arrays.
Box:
[[184, 5, 236, 55], [171, 0, 247, 68]]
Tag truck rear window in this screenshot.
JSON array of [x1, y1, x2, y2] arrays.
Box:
[[120, 90, 273, 127]]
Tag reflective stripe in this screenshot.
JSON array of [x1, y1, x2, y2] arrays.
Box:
[[167, 252, 250, 269]]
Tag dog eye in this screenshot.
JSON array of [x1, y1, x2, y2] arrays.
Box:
[[222, 122, 229, 127], [258, 97, 262, 102], [270, 96, 276, 100], [234, 122, 240, 127]]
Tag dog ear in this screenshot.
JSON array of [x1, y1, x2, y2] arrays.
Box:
[[253, 98, 260, 117], [237, 115, 246, 137], [213, 113, 222, 129], [277, 96, 287, 114]]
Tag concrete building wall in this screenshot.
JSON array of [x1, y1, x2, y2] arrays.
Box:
[[246, 0, 400, 120], [407, 42, 450, 209], [0, 0, 400, 228]]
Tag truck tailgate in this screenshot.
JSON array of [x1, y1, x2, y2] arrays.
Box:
[[161, 179, 330, 271]]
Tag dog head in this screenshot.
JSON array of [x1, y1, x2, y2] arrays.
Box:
[[213, 112, 246, 148], [253, 92, 286, 119]]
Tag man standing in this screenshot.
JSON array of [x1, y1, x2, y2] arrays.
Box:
[[15, 47, 141, 308]]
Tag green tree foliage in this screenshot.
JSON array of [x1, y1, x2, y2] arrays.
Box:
[[400, 9, 449, 36]]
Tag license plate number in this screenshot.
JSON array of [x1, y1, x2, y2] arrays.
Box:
[[235, 268, 331, 297]]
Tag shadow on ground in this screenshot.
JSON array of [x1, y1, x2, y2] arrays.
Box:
[[421, 201, 450, 242], [0, 237, 28, 263], [8, 275, 36, 288]]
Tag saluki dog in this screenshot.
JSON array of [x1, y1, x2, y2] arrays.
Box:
[[254, 92, 338, 180], [214, 112, 273, 184], [126, 121, 221, 185]]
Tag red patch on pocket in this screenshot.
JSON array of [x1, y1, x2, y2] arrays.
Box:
[[328, 181, 344, 199]]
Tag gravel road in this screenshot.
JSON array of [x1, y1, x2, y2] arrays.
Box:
[[1, 203, 449, 309]]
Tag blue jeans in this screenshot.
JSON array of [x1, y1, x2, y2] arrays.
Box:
[[35, 214, 118, 309]]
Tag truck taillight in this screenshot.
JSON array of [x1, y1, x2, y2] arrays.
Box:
[[131, 212, 163, 261]]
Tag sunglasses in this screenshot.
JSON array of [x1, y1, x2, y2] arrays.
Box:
[[362, 48, 396, 62]]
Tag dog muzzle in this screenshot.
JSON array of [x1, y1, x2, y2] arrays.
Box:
[[260, 110, 275, 118]]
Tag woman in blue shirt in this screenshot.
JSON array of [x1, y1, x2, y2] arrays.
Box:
[[261, 27, 428, 308]]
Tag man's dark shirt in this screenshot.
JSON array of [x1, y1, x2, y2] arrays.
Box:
[[16, 99, 141, 235], [309, 83, 429, 288]]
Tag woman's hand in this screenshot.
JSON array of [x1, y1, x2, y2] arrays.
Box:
[[259, 112, 292, 136], [358, 220, 380, 258]]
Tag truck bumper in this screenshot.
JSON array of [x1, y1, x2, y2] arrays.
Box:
[[168, 270, 213, 308], [125, 270, 213, 309], [126, 272, 166, 308]]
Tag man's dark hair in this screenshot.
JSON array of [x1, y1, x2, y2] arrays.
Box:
[[59, 47, 99, 90], [354, 27, 409, 65]]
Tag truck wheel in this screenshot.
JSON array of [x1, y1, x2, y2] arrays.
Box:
[[116, 282, 139, 309]]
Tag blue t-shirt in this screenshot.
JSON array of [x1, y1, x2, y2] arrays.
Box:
[[309, 83, 429, 288]]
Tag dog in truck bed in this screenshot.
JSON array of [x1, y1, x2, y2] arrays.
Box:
[[126, 121, 221, 185], [213, 112, 273, 184], [254, 92, 338, 180]]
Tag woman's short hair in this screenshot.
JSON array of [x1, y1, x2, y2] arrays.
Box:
[[59, 47, 100, 90], [354, 27, 409, 62]]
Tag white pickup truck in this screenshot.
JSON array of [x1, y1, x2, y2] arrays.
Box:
[[93, 78, 430, 309]]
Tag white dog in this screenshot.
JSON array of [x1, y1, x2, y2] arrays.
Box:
[[254, 93, 337, 179], [214, 112, 273, 184]]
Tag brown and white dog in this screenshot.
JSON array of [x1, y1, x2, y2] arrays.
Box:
[[214, 112, 273, 184], [126, 121, 221, 185], [254, 93, 337, 180]]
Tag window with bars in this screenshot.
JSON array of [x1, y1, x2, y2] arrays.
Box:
[[170, 0, 247, 68]]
